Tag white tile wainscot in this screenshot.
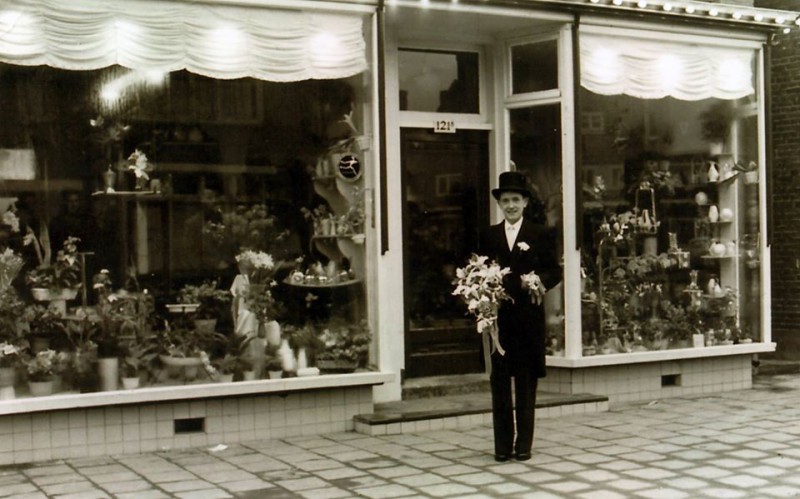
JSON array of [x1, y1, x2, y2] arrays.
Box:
[[542, 343, 775, 404], [0, 372, 394, 465]]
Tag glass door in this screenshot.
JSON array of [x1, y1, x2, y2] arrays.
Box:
[[401, 128, 489, 377]]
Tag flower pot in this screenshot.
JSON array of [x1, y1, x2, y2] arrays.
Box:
[[692, 333, 705, 348], [242, 370, 256, 381], [122, 376, 140, 390], [159, 355, 204, 381], [0, 385, 14, 400], [217, 373, 234, 383], [0, 367, 16, 387], [194, 319, 217, 334], [31, 288, 78, 316], [297, 348, 308, 370], [744, 170, 758, 185], [268, 370, 283, 379], [28, 379, 54, 397], [316, 359, 358, 373], [97, 357, 119, 391]]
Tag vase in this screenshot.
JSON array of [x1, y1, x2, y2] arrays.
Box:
[[642, 235, 657, 256], [122, 376, 140, 390], [297, 348, 308, 370], [28, 379, 54, 397], [278, 339, 295, 372], [265, 321, 282, 347], [708, 162, 720, 182], [268, 370, 283, 379], [102, 168, 117, 192], [97, 357, 119, 391]]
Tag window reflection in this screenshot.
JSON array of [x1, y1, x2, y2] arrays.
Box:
[[398, 49, 479, 113]]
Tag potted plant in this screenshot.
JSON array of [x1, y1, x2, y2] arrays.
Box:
[[25, 236, 82, 314], [177, 280, 230, 333], [264, 345, 283, 379], [0, 341, 23, 398], [700, 101, 733, 155], [119, 341, 155, 389], [210, 333, 253, 382], [151, 322, 224, 381], [23, 348, 66, 396], [28, 305, 67, 354], [316, 319, 371, 372], [734, 160, 759, 185]]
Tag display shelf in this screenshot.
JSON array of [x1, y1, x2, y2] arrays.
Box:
[[283, 277, 361, 288]]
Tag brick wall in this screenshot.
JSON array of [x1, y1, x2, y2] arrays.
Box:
[[756, 1, 800, 357]]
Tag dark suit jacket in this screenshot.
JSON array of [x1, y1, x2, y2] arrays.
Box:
[[479, 218, 561, 378]]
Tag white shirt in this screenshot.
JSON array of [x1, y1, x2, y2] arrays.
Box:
[[505, 218, 522, 251]]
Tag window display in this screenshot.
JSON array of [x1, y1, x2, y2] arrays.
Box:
[[579, 91, 762, 355], [0, 63, 373, 400]]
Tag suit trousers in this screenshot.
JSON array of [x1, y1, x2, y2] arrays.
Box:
[[490, 353, 539, 457]]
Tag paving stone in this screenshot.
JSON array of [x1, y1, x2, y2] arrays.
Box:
[[351, 483, 416, 498], [295, 487, 352, 499], [416, 483, 477, 497], [635, 488, 690, 499]]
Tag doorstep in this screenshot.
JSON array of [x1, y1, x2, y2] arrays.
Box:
[[354, 389, 608, 436]]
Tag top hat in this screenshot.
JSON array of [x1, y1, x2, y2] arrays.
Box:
[[491, 171, 531, 200]]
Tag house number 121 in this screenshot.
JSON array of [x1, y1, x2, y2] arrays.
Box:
[[434, 120, 456, 133]]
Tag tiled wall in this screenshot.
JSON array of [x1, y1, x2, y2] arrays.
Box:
[[0, 386, 373, 466], [540, 355, 752, 403]]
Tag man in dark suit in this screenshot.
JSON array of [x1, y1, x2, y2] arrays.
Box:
[[479, 171, 561, 462]]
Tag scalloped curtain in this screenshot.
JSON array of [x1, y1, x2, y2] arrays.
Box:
[[0, 0, 367, 82], [580, 33, 755, 101]]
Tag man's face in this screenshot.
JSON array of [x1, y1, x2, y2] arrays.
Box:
[[498, 191, 528, 224]]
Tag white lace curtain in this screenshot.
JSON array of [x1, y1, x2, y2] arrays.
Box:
[[580, 33, 755, 101], [0, 0, 367, 81]]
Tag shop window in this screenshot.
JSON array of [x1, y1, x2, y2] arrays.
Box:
[[510, 39, 558, 95], [578, 58, 762, 355], [398, 49, 480, 113], [0, 63, 373, 399], [509, 104, 564, 355]]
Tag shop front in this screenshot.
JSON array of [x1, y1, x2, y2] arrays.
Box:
[[0, 0, 796, 465], [379, 0, 794, 403], [0, 0, 393, 465]]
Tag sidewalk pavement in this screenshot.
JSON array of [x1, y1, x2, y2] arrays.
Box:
[[3, 373, 800, 499]]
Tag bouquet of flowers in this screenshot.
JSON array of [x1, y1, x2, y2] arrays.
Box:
[[127, 149, 154, 182], [25, 236, 82, 290], [521, 271, 546, 305], [236, 250, 282, 324], [452, 254, 511, 355]]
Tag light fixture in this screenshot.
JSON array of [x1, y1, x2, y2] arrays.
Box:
[[589, 0, 600, 4], [663, 3, 673, 12], [776, 16, 786, 24], [783, 27, 791, 34], [685, 5, 695, 14], [709, 8, 719, 17], [612, 0, 623, 5], [754, 13, 763, 22], [637, 0, 647, 8], [795, 17, 800, 26], [732, 12, 742, 20]]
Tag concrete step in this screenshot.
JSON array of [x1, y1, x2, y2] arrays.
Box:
[[355, 374, 608, 436]]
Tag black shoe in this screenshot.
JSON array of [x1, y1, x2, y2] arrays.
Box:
[[494, 454, 511, 462], [515, 452, 532, 461]]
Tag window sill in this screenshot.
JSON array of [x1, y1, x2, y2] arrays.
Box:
[[0, 372, 395, 416]]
